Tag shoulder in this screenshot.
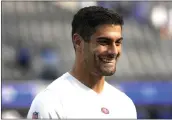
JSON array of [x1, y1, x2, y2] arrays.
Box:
[[31, 72, 71, 107], [105, 82, 134, 103], [28, 73, 71, 119], [105, 82, 137, 118], [46, 72, 72, 91], [28, 89, 64, 119]]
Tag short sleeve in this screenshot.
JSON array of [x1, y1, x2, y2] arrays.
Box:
[[27, 94, 50, 119], [128, 99, 137, 119]]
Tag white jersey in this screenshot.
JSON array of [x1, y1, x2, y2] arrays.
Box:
[[27, 72, 137, 119]]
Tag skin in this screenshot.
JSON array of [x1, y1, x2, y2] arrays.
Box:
[[70, 24, 123, 93]]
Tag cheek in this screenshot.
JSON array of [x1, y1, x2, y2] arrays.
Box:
[[95, 45, 107, 52], [117, 45, 122, 51], [117, 46, 122, 55], [89, 44, 107, 61], [92, 47, 100, 57], [83, 47, 95, 64], [92, 49, 103, 63], [85, 48, 98, 64], [94, 46, 108, 58]]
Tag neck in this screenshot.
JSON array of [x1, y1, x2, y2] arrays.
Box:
[[70, 60, 105, 94]]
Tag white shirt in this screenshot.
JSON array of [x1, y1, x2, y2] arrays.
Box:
[[27, 72, 137, 119]]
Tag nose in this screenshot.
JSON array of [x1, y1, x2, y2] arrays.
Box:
[[107, 43, 118, 55]]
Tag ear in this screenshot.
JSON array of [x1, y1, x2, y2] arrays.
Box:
[[72, 33, 83, 51]]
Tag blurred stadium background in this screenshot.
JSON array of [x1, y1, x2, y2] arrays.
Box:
[[1, 1, 172, 119]]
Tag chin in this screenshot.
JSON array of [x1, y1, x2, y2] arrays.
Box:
[[102, 71, 116, 76], [100, 68, 116, 76]]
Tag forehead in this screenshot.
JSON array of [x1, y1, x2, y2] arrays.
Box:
[[91, 24, 122, 40]]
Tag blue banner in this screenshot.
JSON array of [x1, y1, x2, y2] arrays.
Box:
[[2, 81, 172, 108], [113, 81, 172, 105]]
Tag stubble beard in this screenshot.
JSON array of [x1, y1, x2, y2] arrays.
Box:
[[96, 60, 117, 76], [94, 54, 117, 76], [83, 52, 117, 77]]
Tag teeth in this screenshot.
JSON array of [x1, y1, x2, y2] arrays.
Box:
[[101, 58, 112, 62], [102, 58, 109, 62]]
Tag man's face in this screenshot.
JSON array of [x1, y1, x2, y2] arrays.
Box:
[[82, 24, 123, 76]]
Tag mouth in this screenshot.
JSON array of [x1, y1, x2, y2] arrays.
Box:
[[99, 57, 115, 63]]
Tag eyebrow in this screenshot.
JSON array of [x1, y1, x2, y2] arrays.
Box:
[[97, 37, 123, 42]]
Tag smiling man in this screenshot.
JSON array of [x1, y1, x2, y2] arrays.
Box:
[[27, 6, 137, 119]]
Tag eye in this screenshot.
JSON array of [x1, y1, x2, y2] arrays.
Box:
[[115, 40, 122, 46], [97, 38, 111, 46], [99, 40, 109, 46]]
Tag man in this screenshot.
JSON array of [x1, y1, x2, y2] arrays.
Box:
[[27, 6, 137, 119]]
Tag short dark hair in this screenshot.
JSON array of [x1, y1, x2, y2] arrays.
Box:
[[72, 6, 124, 42]]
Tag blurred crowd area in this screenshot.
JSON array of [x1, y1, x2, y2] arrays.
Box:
[[1, 1, 172, 119]]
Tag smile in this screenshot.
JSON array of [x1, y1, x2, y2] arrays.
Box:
[[99, 57, 115, 63]]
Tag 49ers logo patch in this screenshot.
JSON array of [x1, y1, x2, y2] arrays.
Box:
[[101, 107, 109, 114]]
